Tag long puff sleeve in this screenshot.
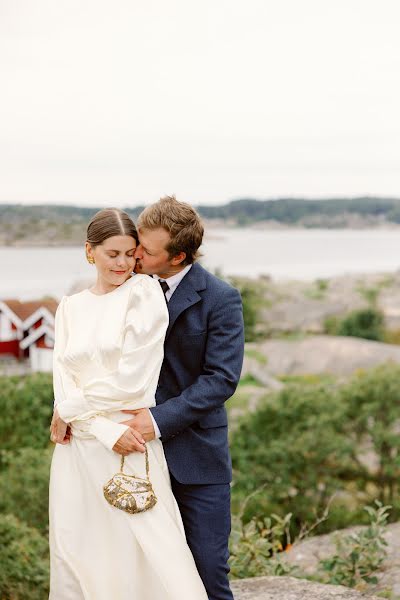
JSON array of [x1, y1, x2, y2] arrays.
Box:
[[53, 296, 89, 416], [53, 297, 129, 449], [54, 277, 168, 450]]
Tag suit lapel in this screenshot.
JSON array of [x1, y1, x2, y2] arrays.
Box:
[[165, 263, 207, 340]]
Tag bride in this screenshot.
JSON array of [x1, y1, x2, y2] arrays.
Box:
[[49, 208, 207, 599]]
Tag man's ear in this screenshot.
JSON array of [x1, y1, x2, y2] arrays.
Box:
[[171, 252, 186, 266]]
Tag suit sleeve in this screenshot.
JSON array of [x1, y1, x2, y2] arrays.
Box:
[[150, 285, 244, 441]]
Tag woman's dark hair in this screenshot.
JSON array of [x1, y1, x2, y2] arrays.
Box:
[[87, 208, 138, 246]]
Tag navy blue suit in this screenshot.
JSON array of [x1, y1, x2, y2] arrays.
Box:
[[150, 263, 244, 599]]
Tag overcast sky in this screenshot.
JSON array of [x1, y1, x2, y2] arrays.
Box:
[[1, 0, 400, 207]]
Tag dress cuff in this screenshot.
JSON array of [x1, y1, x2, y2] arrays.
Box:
[[88, 417, 130, 451]]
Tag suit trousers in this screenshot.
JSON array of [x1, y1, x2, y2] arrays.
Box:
[[170, 474, 234, 600]]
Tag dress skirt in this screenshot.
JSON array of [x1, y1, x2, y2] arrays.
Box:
[[49, 432, 207, 600]]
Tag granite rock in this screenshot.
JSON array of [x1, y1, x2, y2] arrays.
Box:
[[230, 576, 380, 599]]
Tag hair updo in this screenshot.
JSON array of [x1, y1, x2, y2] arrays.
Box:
[[86, 208, 138, 247]]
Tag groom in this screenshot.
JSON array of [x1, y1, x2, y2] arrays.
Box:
[[122, 195, 244, 600]]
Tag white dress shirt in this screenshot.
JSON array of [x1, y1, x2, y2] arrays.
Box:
[[150, 264, 193, 437], [152, 264, 192, 301]]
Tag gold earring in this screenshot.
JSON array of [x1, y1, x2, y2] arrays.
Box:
[[86, 254, 95, 265]]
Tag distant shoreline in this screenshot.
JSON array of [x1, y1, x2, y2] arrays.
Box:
[[2, 221, 400, 248], [3, 198, 400, 245]]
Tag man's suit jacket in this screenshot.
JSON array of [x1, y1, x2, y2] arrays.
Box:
[[150, 262, 245, 484]]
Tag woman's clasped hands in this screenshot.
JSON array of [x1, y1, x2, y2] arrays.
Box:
[[112, 427, 146, 455], [49, 408, 145, 455]]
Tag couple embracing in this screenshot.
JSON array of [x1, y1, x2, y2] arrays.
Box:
[[49, 195, 245, 600]]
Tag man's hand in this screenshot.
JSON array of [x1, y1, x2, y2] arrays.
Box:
[[50, 408, 71, 444], [121, 409, 155, 442], [112, 428, 146, 455]]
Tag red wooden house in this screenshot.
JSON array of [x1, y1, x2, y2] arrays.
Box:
[[0, 298, 58, 371]]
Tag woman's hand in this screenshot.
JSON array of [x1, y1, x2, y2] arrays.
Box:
[[112, 428, 146, 455], [50, 408, 71, 444]]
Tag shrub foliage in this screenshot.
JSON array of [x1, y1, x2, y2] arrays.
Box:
[[3, 365, 400, 594], [231, 363, 400, 532], [324, 308, 385, 341], [0, 373, 53, 457]]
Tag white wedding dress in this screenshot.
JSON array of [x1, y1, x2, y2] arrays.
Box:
[[49, 274, 207, 600]]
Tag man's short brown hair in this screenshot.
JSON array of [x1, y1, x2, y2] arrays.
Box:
[[137, 195, 204, 265]]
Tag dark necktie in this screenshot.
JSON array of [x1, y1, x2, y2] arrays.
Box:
[[159, 280, 169, 302]]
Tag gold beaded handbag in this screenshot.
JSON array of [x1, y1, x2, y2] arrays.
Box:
[[103, 446, 157, 515]]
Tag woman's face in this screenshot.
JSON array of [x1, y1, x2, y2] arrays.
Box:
[[86, 235, 137, 289]]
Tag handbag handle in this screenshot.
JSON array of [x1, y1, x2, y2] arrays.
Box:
[[120, 444, 150, 480]]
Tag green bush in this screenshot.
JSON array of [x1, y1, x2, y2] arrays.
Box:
[[230, 499, 389, 591], [318, 502, 390, 589], [324, 308, 385, 341], [231, 383, 359, 533], [0, 448, 53, 534], [340, 363, 400, 512], [239, 283, 261, 342], [231, 363, 400, 535], [229, 279, 265, 342], [337, 308, 385, 341], [0, 373, 53, 457], [230, 508, 296, 579], [0, 514, 49, 600]]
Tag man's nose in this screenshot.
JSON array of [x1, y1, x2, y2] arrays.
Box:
[[134, 245, 143, 259]]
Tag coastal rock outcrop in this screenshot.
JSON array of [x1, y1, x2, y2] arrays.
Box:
[[259, 271, 400, 334], [247, 335, 400, 376], [231, 576, 380, 599]]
